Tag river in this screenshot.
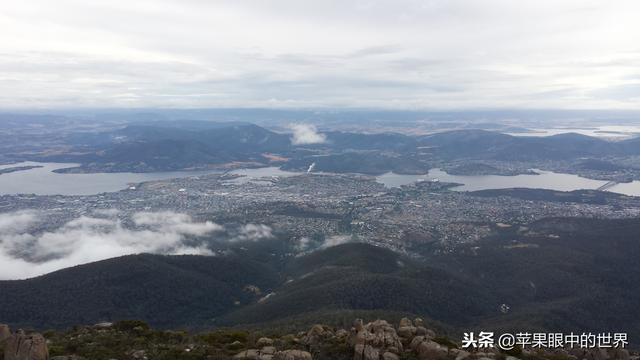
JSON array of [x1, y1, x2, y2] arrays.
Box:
[[2, 162, 640, 197]]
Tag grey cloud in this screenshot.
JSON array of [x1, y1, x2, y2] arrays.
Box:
[[526, 87, 582, 100], [590, 84, 640, 100], [1, 0, 640, 109], [347, 45, 403, 58]]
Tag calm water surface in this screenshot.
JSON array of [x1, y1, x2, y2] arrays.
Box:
[[376, 168, 640, 196], [2, 162, 640, 197], [506, 125, 640, 139], [0, 162, 224, 196], [0, 163, 303, 195]]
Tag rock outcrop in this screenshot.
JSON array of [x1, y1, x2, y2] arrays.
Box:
[[301, 324, 336, 355], [233, 349, 262, 359], [5, 318, 639, 360], [4, 330, 49, 360], [257, 338, 275, 348], [273, 350, 313, 360], [398, 317, 450, 360], [351, 319, 403, 360], [396, 318, 416, 339], [0, 325, 11, 344], [234, 348, 313, 360]]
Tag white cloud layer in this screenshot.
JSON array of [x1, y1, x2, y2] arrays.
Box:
[[294, 234, 353, 253], [290, 124, 326, 145], [232, 224, 274, 242], [0, 210, 222, 280], [0, 0, 639, 109], [321, 235, 352, 249]]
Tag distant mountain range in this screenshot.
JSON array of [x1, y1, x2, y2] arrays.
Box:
[[27, 121, 640, 174], [416, 130, 628, 160]]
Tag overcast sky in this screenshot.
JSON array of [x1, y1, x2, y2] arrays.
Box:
[[1, 0, 639, 109]]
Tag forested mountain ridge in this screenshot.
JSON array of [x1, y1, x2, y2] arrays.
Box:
[[2, 217, 640, 342], [25, 121, 640, 175]]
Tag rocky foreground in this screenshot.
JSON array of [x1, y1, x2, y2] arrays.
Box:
[[0, 319, 638, 360]]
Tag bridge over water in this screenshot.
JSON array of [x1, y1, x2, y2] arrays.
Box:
[[597, 181, 618, 191]]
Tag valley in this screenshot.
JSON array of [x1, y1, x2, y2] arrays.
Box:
[[2, 112, 640, 357]]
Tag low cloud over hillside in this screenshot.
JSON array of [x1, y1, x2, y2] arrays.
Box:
[[0, 210, 222, 279]]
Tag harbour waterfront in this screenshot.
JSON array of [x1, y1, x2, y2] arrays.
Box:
[[2, 162, 640, 196], [376, 168, 640, 196]]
